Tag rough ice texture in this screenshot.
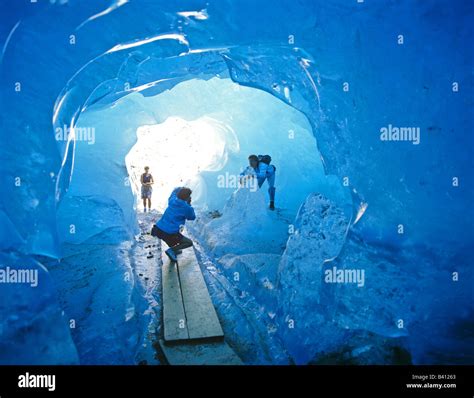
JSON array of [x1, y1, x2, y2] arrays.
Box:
[[198, 188, 289, 257], [276, 193, 350, 363], [0, 256, 79, 365], [277, 193, 473, 364]]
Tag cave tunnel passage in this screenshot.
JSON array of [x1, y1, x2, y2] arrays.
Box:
[[59, 76, 351, 245], [123, 77, 347, 215]]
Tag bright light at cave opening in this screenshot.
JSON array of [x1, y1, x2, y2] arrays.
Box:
[[125, 116, 232, 211]]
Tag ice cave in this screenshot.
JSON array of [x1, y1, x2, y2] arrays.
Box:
[[0, 0, 472, 367]]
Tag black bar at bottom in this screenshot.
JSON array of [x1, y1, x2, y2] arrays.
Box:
[[0, 365, 472, 396]]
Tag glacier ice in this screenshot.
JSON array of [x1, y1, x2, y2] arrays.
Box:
[[0, 0, 472, 365], [0, 255, 79, 365]]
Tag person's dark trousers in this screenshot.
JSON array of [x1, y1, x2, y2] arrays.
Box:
[[172, 235, 193, 254], [151, 225, 193, 253]]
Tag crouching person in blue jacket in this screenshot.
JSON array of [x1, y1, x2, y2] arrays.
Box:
[[151, 187, 196, 262]]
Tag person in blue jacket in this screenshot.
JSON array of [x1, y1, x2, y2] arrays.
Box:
[[151, 187, 196, 262], [240, 154, 276, 210]]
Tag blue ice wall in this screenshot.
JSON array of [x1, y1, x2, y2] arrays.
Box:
[[0, 0, 472, 364]]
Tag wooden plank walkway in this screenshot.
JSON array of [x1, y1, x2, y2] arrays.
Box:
[[159, 340, 243, 365], [177, 249, 224, 340], [161, 255, 189, 341], [160, 245, 242, 365]]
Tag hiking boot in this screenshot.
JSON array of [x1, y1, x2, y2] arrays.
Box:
[[165, 248, 177, 262], [269, 201, 275, 210]]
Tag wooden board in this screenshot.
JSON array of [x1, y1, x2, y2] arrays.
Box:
[[177, 248, 224, 340], [162, 253, 189, 341], [159, 340, 243, 365]]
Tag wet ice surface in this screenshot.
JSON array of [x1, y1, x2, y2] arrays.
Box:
[[44, 211, 163, 365]]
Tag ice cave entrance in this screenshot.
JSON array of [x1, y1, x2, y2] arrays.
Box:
[[125, 77, 328, 215], [125, 115, 235, 212]]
